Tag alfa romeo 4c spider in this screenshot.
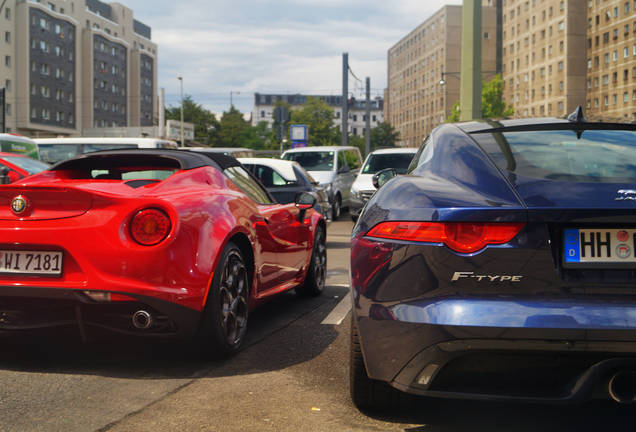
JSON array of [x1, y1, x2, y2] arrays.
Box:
[[0, 149, 326, 357]]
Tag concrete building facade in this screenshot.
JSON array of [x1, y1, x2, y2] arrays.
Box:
[[585, 0, 636, 120], [0, 0, 157, 137], [251, 93, 384, 137], [385, 3, 498, 147], [501, 0, 587, 118]]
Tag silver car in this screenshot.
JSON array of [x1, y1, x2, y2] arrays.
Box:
[[281, 146, 362, 220]]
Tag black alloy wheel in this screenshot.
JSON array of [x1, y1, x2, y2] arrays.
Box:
[[198, 242, 249, 358], [296, 226, 326, 297], [332, 195, 341, 221]]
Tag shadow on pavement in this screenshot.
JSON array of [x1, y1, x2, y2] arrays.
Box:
[[0, 285, 347, 381], [366, 396, 636, 431]]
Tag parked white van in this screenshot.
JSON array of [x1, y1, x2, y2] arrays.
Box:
[[34, 137, 177, 164]]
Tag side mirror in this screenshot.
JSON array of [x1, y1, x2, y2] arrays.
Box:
[[295, 191, 316, 210], [372, 168, 398, 189]]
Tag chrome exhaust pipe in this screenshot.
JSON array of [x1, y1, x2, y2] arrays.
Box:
[[131, 310, 153, 330], [608, 370, 636, 404]]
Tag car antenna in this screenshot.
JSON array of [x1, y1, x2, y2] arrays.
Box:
[[567, 106, 586, 139]]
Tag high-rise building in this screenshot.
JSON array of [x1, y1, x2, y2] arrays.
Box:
[[0, 0, 157, 137], [385, 3, 498, 147], [501, 0, 587, 118], [251, 93, 384, 138], [585, 0, 636, 121]]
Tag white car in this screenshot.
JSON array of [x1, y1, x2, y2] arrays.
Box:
[[349, 147, 418, 221]]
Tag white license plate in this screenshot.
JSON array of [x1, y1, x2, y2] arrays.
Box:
[[0, 250, 63, 275], [564, 228, 636, 265]]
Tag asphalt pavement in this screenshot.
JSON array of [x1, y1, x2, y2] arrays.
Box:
[[1, 216, 636, 431]]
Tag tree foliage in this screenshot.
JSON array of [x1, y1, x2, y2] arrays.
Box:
[[219, 106, 250, 147], [290, 97, 339, 147], [446, 74, 514, 122], [165, 95, 220, 145], [370, 122, 400, 150]]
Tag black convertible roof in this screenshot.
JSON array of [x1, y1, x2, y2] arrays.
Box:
[[51, 149, 242, 171]]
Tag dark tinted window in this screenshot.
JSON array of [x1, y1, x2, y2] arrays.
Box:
[[474, 129, 636, 182], [283, 151, 334, 171], [224, 166, 273, 203], [361, 153, 415, 174]]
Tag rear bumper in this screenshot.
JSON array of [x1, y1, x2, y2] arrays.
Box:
[[0, 286, 202, 339], [354, 296, 636, 402]]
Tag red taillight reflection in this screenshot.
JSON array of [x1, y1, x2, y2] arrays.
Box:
[[366, 221, 525, 253], [130, 208, 171, 246]]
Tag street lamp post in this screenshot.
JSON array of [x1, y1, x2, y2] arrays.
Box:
[[178, 76, 184, 146], [230, 91, 240, 108]]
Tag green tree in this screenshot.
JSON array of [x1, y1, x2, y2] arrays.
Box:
[[446, 74, 514, 122], [165, 95, 220, 145], [290, 97, 339, 147], [219, 106, 249, 147], [239, 121, 274, 150], [481, 74, 514, 118], [370, 122, 400, 150]]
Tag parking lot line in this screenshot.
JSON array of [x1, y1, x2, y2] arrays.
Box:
[[321, 294, 351, 325]]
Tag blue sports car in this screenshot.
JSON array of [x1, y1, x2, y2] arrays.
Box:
[[350, 108, 636, 409]]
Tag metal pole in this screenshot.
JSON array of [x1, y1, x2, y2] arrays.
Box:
[[0, 88, 5, 133], [158, 88, 165, 139], [460, 0, 482, 121], [178, 76, 184, 145], [341, 53, 348, 146], [365, 77, 371, 156]]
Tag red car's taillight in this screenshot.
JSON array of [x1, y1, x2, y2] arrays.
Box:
[[130, 208, 171, 246], [366, 221, 525, 253]]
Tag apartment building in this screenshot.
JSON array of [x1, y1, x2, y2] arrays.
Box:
[[0, 0, 157, 137], [385, 4, 498, 147], [501, 0, 587, 117], [586, 0, 636, 120], [251, 93, 384, 137]]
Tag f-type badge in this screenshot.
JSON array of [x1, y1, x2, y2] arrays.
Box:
[[615, 190, 636, 201], [10, 195, 29, 215]]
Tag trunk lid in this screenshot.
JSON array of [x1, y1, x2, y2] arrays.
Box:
[[0, 186, 93, 220]]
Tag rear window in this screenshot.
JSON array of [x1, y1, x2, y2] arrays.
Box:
[[282, 151, 334, 171], [474, 129, 636, 183], [362, 153, 415, 174]]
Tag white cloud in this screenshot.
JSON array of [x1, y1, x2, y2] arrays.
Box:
[[125, 0, 460, 113]]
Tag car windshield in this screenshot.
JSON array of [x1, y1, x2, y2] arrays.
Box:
[[2, 156, 50, 174], [361, 153, 415, 174], [475, 129, 636, 182], [283, 151, 334, 171]]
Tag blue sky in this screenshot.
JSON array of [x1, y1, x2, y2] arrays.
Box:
[[123, 0, 461, 116]]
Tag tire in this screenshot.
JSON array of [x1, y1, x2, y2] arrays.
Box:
[[296, 225, 326, 297], [197, 242, 249, 358], [331, 195, 342, 221], [350, 318, 402, 411]]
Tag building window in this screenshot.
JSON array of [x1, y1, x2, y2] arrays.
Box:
[[4, 31, 9, 43], [3, 55, 8, 67], [4, 79, 9, 92], [5, 8, 10, 20], [624, 92, 629, 102]]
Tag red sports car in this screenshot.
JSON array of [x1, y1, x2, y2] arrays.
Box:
[[0, 149, 327, 356]]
